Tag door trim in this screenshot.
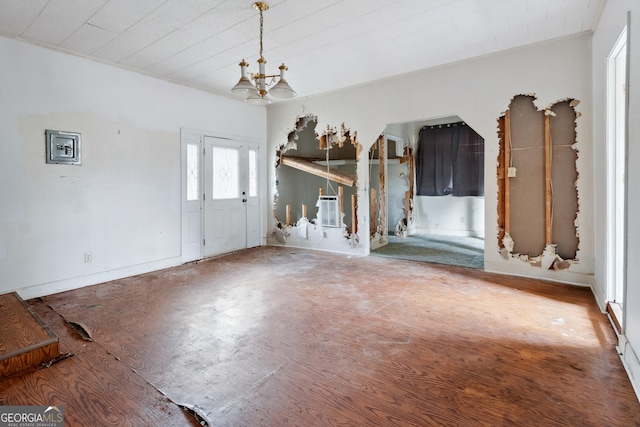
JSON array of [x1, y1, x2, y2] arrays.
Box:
[[180, 128, 263, 262]]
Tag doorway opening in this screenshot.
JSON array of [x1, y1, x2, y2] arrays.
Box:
[[606, 26, 628, 333], [370, 118, 485, 269], [271, 116, 361, 248]]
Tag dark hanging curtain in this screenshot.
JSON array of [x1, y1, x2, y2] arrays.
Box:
[[416, 122, 484, 197]]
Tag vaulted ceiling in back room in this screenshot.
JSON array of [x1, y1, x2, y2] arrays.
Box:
[[0, 0, 604, 101]]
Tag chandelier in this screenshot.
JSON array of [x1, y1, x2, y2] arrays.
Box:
[[230, 2, 296, 105]]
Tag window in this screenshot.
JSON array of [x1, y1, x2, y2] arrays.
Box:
[[186, 144, 199, 201], [249, 149, 258, 198], [212, 146, 239, 199]]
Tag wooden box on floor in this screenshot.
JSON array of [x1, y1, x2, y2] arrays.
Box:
[[0, 292, 59, 378]]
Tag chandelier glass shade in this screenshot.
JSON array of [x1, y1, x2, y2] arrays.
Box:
[[231, 2, 296, 104]]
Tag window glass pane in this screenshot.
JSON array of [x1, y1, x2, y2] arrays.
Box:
[[187, 144, 199, 201], [212, 147, 239, 199], [249, 150, 257, 197]]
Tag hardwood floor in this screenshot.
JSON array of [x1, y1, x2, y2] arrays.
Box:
[[0, 294, 201, 426], [1, 246, 638, 426]]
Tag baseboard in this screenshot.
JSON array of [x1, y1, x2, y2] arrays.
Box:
[[590, 276, 607, 311], [484, 260, 594, 288], [618, 335, 640, 403], [413, 228, 485, 238], [14, 256, 183, 300]]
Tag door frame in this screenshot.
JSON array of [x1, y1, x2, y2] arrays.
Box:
[[181, 128, 263, 262], [605, 23, 630, 333]]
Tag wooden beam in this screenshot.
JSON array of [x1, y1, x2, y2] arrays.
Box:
[[302, 204, 307, 219], [370, 188, 377, 235], [355, 141, 362, 159], [408, 151, 415, 200], [404, 191, 411, 222], [318, 134, 326, 150], [351, 194, 358, 234], [545, 112, 552, 246], [406, 148, 414, 226], [319, 188, 324, 197], [338, 186, 344, 216], [504, 109, 511, 235], [378, 136, 386, 237], [281, 156, 356, 187], [286, 205, 291, 226], [404, 147, 416, 198]]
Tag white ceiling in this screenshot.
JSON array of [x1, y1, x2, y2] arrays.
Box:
[[0, 0, 604, 102]]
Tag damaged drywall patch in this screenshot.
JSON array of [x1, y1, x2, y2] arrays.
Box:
[[497, 95, 580, 270], [273, 115, 362, 247]]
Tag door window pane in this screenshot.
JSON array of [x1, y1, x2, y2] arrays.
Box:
[[249, 149, 258, 197], [187, 144, 199, 201], [212, 147, 239, 199]]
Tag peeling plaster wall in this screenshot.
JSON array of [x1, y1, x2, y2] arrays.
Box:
[[266, 34, 593, 283], [592, 0, 640, 396], [275, 118, 358, 231], [497, 95, 580, 263], [271, 117, 361, 253], [0, 36, 266, 298]]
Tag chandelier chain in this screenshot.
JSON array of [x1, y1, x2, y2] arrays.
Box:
[[259, 8, 264, 59]]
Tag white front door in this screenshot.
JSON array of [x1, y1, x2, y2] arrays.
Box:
[[203, 136, 260, 257]]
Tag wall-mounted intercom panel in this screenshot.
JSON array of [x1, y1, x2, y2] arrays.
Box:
[[45, 129, 81, 165]]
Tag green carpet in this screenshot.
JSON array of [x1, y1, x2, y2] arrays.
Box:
[[371, 234, 484, 269]]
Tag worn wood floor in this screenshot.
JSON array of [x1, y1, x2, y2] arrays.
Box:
[[1, 246, 639, 426]]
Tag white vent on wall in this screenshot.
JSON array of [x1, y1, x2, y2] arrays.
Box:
[[317, 196, 341, 227]]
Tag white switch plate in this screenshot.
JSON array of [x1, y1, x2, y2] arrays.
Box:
[[507, 167, 517, 178], [84, 252, 92, 263]]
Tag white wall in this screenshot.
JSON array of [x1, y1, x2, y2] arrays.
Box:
[[414, 196, 484, 238], [592, 1, 640, 396], [0, 36, 266, 298], [266, 34, 594, 285]]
